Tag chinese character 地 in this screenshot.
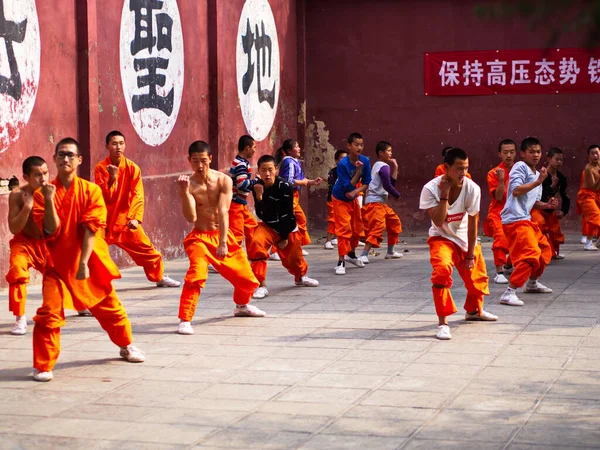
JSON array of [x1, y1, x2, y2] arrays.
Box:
[[439, 61, 460, 87], [241, 19, 276, 108], [487, 59, 507, 86], [462, 60, 483, 86], [534, 58, 555, 85], [129, 0, 174, 116], [510, 60, 531, 85], [559, 57, 580, 85], [0, 0, 27, 101]]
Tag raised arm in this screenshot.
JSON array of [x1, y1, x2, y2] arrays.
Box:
[[217, 175, 233, 258], [94, 163, 119, 204], [8, 190, 34, 235], [426, 177, 452, 227], [177, 175, 197, 223], [379, 165, 400, 199], [512, 166, 547, 197], [41, 184, 60, 235]]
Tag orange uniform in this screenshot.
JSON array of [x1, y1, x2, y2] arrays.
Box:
[[483, 163, 510, 267], [326, 201, 335, 235], [362, 203, 402, 248], [293, 191, 311, 246], [32, 176, 133, 372], [228, 202, 258, 246], [179, 229, 259, 321], [5, 232, 47, 316], [428, 237, 489, 317], [94, 157, 163, 282], [333, 197, 364, 257], [576, 171, 590, 236], [577, 188, 600, 237], [435, 164, 472, 179], [503, 220, 552, 287]]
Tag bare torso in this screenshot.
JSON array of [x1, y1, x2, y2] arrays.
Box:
[[8, 187, 41, 238], [189, 169, 231, 231], [583, 163, 600, 190]]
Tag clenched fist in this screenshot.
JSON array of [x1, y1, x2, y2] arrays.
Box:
[[107, 164, 119, 180], [253, 183, 264, 200], [41, 183, 56, 200], [538, 167, 548, 183], [495, 168, 505, 180], [177, 175, 190, 193]]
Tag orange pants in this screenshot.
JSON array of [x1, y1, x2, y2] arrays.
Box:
[[33, 272, 132, 371], [5, 235, 46, 316], [483, 214, 509, 267], [247, 224, 308, 284], [503, 220, 552, 287], [179, 229, 259, 321], [362, 202, 402, 248], [228, 201, 258, 246], [578, 190, 600, 237], [582, 217, 590, 236], [111, 226, 163, 282], [333, 197, 364, 257], [293, 191, 311, 246], [326, 201, 335, 235], [428, 237, 489, 317], [532, 209, 565, 257]]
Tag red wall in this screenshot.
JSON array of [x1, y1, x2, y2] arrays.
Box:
[[303, 0, 597, 231]]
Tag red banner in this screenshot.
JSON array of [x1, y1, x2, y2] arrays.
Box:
[[424, 48, 600, 96]]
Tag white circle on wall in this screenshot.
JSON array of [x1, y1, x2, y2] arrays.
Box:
[[119, 0, 184, 147], [0, 0, 41, 154], [236, 0, 280, 142]]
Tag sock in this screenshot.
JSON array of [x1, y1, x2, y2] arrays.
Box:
[[337, 260, 344, 266], [361, 250, 368, 257], [387, 245, 394, 254], [467, 310, 478, 315], [347, 251, 357, 259], [496, 271, 504, 275]]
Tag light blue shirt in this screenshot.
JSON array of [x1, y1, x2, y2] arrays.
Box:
[[500, 161, 542, 225]]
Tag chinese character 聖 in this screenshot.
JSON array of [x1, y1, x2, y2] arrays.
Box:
[[534, 58, 555, 85], [439, 61, 460, 87], [487, 59, 507, 86], [462, 60, 483, 86], [510, 60, 531, 85]]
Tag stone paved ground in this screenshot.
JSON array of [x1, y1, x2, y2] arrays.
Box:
[[1, 234, 600, 450]]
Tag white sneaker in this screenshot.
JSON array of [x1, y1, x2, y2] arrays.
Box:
[[584, 241, 598, 251], [234, 304, 266, 317], [385, 252, 403, 259], [331, 238, 338, 245], [268, 253, 281, 261], [465, 310, 498, 321], [302, 249, 309, 256], [357, 255, 370, 264], [120, 345, 145, 363], [345, 255, 365, 268], [178, 321, 194, 335], [32, 369, 53, 382], [493, 273, 509, 284], [335, 262, 346, 275], [357, 241, 365, 247], [77, 309, 92, 316], [11, 316, 27, 335], [553, 254, 565, 260], [436, 325, 452, 340], [525, 281, 553, 293], [157, 275, 181, 287], [324, 241, 334, 250], [580, 235, 587, 244], [500, 290, 524, 306], [253, 286, 269, 299], [295, 276, 319, 287], [208, 264, 218, 273]]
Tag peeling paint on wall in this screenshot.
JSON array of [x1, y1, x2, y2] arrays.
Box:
[[304, 118, 336, 193]]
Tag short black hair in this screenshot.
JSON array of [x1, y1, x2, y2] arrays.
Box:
[[375, 141, 392, 156], [444, 148, 468, 166], [587, 144, 600, 155], [334, 149, 347, 161], [55, 137, 80, 155], [188, 140, 211, 156], [105, 130, 125, 145], [22, 156, 47, 175], [238, 135, 255, 152], [521, 137, 541, 152], [498, 139, 517, 152], [441, 146, 453, 157], [548, 147, 563, 158], [347, 132, 363, 144], [258, 154, 276, 168]]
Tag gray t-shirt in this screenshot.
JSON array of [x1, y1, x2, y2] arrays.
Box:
[[500, 161, 542, 225]]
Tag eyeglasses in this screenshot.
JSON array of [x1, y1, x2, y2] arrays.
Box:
[[57, 152, 79, 159]]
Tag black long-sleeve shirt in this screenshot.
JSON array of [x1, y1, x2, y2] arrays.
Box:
[[252, 176, 297, 240], [541, 170, 570, 215]]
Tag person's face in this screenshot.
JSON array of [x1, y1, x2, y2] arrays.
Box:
[[107, 135, 126, 161], [521, 145, 542, 167], [55, 144, 82, 175], [290, 142, 301, 159], [589, 148, 600, 164], [23, 163, 50, 189], [335, 152, 347, 164], [244, 141, 257, 159], [549, 153, 564, 169], [188, 151, 212, 174], [499, 144, 516, 167], [258, 161, 277, 186], [379, 147, 393, 162], [445, 158, 469, 182], [347, 138, 364, 158]]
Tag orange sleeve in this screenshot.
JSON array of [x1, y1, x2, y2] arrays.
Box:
[[32, 181, 61, 241], [80, 183, 108, 234], [487, 169, 499, 196], [434, 164, 445, 177], [94, 160, 118, 204], [127, 163, 144, 223]]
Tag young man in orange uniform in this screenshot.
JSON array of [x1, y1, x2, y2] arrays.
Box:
[[5, 157, 49, 335], [32, 138, 144, 382], [578, 144, 600, 251], [247, 155, 319, 298], [177, 141, 265, 335], [500, 137, 556, 307], [94, 131, 180, 287], [483, 139, 516, 284], [420, 148, 497, 340]]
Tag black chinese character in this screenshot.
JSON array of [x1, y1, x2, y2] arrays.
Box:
[[241, 19, 276, 108], [132, 57, 174, 116], [0, 0, 27, 101], [130, 0, 165, 55]]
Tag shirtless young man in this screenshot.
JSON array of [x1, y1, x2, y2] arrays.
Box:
[[578, 144, 600, 251], [177, 141, 265, 335]]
